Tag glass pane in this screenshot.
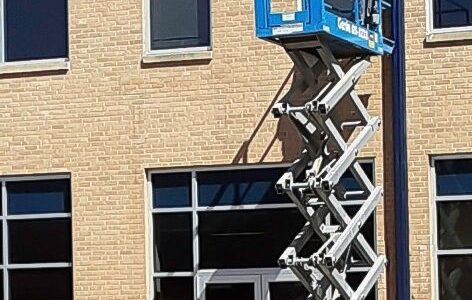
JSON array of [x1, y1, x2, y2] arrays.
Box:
[[198, 168, 290, 206], [325, 0, 355, 21], [206, 283, 254, 300], [9, 218, 71, 263], [10, 268, 72, 300], [345, 206, 376, 248], [199, 208, 309, 269], [154, 277, 193, 300], [7, 179, 71, 215], [0, 226, 2, 264], [152, 173, 191, 208], [5, 0, 68, 61], [331, 206, 376, 267], [433, 0, 472, 29], [436, 159, 472, 196], [439, 255, 472, 300], [438, 201, 472, 250], [269, 282, 309, 300], [153, 213, 192, 272], [150, 0, 210, 50], [346, 272, 376, 300], [339, 162, 374, 194]]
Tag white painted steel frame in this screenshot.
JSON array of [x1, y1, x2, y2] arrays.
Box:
[[0, 174, 72, 300], [271, 42, 384, 299], [142, 0, 212, 58], [430, 155, 472, 300], [147, 162, 376, 299]]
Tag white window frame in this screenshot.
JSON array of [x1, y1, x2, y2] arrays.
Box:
[[430, 154, 472, 300], [0, 0, 69, 74], [0, 173, 72, 300], [142, 0, 212, 63], [426, 0, 472, 42], [147, 161, 376, 300], [198, 273, 262, 300], [262, 270, 300, 300]]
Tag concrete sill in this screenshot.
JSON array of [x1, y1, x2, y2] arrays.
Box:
[[426, 30, 472, 43], [142, 50, 212, 64], [0, 58, 70, 75]]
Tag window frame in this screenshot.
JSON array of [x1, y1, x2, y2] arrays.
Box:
[[426, 0, 472, 42], [430, 154, 472, 300], [142, 0, 212, 63], [0, 173, 72, 300], [197, 273, 262, 300], [0, 0, 69, 74], [147, 161, 377, 300]]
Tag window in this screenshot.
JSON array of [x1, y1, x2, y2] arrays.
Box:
[[0, 176, 72, 300], [427, 0, 472, 42], [432, 0, 472, 29], [1, 0, 68, 63], [433, 157, 472, 300], [146, 0, 211, 58], [149, 163, 376, 300]]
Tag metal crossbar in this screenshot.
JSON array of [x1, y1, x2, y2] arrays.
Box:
[[274, 39, 386, 300]]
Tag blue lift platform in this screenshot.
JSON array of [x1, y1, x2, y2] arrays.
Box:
[[254, 1, 394, 299], [255, 0, 393, 57]]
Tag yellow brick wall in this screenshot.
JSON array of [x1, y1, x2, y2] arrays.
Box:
[[405, 0, 472, 299], [0, 0, 388, 298]]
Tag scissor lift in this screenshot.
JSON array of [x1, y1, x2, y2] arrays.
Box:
[[254, 0, 393, 299]]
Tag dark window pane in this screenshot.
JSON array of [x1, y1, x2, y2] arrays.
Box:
[[152, 173, 191, 208], [439, 255, 472, 300], [199, 208, 309, 269], [10, 268, 72, 300], [332, 206, 376, 267], [154, 277, 193, 300], [153, 213, 192, 272], [339, 162, 374, 193], [5, 0, 68, 61], [0, 272, 3, 299], [433, 0, 472, 29], [7, 179, 71, 215], [345, 206, 376, 248], [206, 283, 254, 300], [436, 159, 472, 196], [0, 226, 2, 264], [9, 218, 71, 264], [299, 232, 324, 258], [198, 168, 290, 206], [346, 272, 376, 300], [269, 282, 309, 300], [150, 0, 210, 50], [438, 201, 472, 250], [325, 0, 355, 21]]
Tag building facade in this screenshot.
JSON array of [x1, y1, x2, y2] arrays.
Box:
[[0, 0, 469, 299]]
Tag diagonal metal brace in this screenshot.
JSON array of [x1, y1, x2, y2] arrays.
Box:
[[324, 187, 383, 266]]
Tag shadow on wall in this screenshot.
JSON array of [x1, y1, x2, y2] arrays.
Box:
[[232, 59, 371, 165], [231, 67, 295, 164]]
